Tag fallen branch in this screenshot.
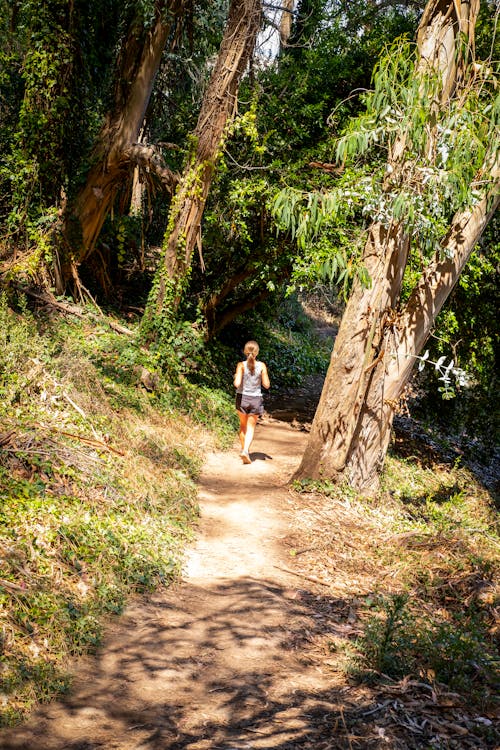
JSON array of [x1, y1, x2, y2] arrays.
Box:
[[0, 578, 25, 592], [13, 285, 135, 336], [123, 143, 179, 192], [32, 423, 125, 456], [56, 429, 125, 456], [273, 564, 330, 587], [359, 699, 393, 717], [0, 430, 16, 447]]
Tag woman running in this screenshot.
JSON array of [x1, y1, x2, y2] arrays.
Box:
[[233, 340, 270, 464]]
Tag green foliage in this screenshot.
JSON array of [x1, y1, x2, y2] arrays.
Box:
[[0, 293, 44, 405], [227, 98, 266, 157], [180, 1, 419, 328], [258, 1, 419, 158], [144, 304, 206, 374], [0, 0, 124, 239], [0, 459, 196, 724], [336, 36, 497, 250], [407, 216, 500, 448], [6, 1, 77, 227], [355, 593, 498, 702], [271, 34, 498, 292], [271, 178, 370, 296], [356, 593, 413, 676], [263, 328, 330, 389], [0, 296, 243, 724], [167, 381, 237, 447]]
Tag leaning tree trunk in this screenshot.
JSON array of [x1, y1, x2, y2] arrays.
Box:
[[144, 0, 262, 326], [58, 1, 182, 293], [338, 186, 499, 490], [296, 222, 410, 481], [295, 0, 483, 491], [279, 0, 295, 49]]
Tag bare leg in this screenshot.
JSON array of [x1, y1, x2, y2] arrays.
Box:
[[243, 414, 258, 455], [237, 412, 248, 450]]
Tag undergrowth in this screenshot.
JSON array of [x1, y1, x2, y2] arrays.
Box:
[[292, 455, 499, 714], [0, 293, 235, 726], [0, 289, 331, 725], [201, 294, 333, 392], [3, 289, 497, 731]]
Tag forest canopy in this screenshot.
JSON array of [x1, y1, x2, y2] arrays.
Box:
[[0, 0, 498, 486], [0, 0, 499, 728]]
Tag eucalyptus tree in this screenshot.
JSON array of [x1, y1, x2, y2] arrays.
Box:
[[142, 0, 262, 339], [59, 0, 186, 294], [183, 0, 421, 337], [284, 0, 499, 491]]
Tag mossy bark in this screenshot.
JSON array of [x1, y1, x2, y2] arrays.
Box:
[[58, 1, 183, 293]]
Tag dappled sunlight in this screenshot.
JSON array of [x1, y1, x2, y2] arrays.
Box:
[[1, 575, 382, 750], [3, 414, 497, 750]]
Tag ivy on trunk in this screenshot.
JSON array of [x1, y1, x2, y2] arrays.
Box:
[[142, 0, 262, 339], [59, 0, 184, 294]]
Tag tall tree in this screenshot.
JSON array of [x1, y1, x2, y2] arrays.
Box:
[[59, 0, 185, 294], [2, 0, 85, 233], [293, 0, 499, 491], [181, 0, 420, 337], [142, 0, 262, 337]]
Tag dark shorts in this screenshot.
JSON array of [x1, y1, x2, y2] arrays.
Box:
[[236, 393, 264, 416]]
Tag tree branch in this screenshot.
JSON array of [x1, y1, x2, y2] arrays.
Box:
[[207, 268, 290, 338], [122, 143, 179, 192], [385, 185, 500, 401]]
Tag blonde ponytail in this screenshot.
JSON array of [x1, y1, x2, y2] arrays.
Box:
[[243, 340, 259, 375]]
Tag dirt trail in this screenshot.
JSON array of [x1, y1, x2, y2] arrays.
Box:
[[2, 419, 343, 750]]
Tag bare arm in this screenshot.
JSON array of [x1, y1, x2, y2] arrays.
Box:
[[261, 362, 270, 390], [234, 361, 244, 389]]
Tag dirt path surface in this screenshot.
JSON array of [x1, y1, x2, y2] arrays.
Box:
[[2, 419, 345, 750]]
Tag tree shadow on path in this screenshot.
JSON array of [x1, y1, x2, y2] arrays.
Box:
[[3, 576, 491, 750]]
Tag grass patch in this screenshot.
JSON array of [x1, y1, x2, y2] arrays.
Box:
[[0, 294, 234, 725]]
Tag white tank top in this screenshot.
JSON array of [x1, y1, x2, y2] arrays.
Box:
[[237, 360, 263, 396]]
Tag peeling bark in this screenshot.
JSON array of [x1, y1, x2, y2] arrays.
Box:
[[384, 187, 500, 402], [279, 0, 295, 48], [295, 222, 410, 482], [295, 0, 490, 492], [344, 185, 499, 490]]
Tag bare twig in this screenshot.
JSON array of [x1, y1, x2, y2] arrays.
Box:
[[57, 430, 124, 456], [273, 564, 330, 587], [62, 392, 87, 421], [13, 285, 135, 336], [0, 430, 16, 447], [0, 578, 25, 591]]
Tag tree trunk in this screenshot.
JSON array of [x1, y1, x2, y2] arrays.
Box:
[[295, 0, 486, 492], [205, 267, 290, 339], [383, 187, 500, 402], [296, 222, 410, 482], [58, 1, 182, 292], [145, 0, 262, 324], [344, 187, 499, 490], [279, 0, 295, 48]]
